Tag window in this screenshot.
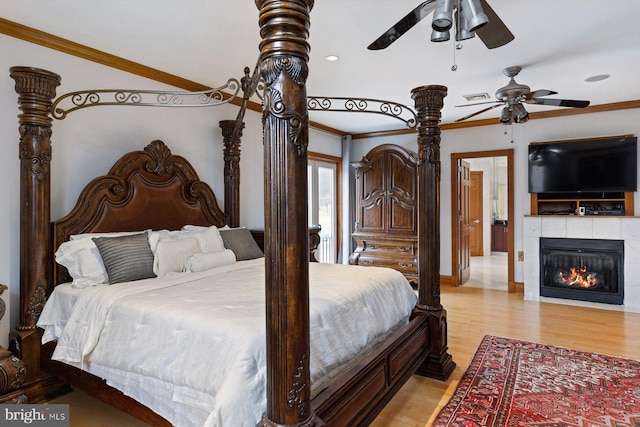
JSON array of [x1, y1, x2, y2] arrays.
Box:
[[308, 153, 341, 263]]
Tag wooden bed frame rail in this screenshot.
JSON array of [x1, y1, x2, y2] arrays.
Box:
[[5, 1, 454, 425]]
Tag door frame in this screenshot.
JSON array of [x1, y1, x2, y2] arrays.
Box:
[[450, 149, 515, 292]]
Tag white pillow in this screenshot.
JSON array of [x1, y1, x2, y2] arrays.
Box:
[[148, 229, 181, 253], [154, 237, 201, 276], [56, 230, 152, 286], [181, 224, 208, 232], [185, 249, 236, 272], [55, 239, 108, 285], [178, 225, 225, 253]]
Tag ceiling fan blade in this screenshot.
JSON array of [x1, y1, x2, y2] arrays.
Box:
[[367, 0, 437, 50], [524, 89, 558, 99], [455, 100, 501, 107], [529, 98, 590, 108], [475, 0, 515, 49], [455, 103, 503, 122]]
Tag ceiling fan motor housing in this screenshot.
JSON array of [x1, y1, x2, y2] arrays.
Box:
[[495, 66, 531, 102]]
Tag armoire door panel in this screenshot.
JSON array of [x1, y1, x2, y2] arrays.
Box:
[[360, 201, 385, 231], [388, 200, 415, 232], [388, 154, 416, 197], [357, 152, 386, 232]]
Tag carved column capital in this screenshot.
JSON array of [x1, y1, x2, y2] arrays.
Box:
[[411, 85, 447, 169], [10, 67, 61, 128]]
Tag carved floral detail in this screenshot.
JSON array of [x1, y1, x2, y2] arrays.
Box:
[[263, 87, 309, 158], [261, 56, 308, 86], [288, 356, 309, 418], [144, 140, 173, 175], [26, 285, 47, 327], [0, 349, 27, 393], [18, 125, 53, 180]]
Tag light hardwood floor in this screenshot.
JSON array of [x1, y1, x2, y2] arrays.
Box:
[[51, 284, 640, 427]]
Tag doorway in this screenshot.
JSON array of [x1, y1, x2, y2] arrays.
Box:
[[450, 149, 515, 292]]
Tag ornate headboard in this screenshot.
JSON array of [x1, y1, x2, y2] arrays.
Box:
[[51, 140, 227, 286]]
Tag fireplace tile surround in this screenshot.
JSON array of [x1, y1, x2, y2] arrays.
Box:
[[523, 216, 640, 311]]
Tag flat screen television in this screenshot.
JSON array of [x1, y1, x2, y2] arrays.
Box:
[[528, 136, 638, 193]]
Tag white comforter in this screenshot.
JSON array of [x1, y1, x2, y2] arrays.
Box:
[[38, 259, 417, 427]]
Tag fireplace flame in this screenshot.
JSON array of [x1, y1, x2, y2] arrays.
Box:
[[558, 266, 597, 288]]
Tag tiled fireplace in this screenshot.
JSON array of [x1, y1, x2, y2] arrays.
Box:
[[539, 237, 624, 304], [524, 216, 640, 311]]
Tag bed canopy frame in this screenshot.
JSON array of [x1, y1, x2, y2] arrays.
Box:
[[4, 1, 454, 425]]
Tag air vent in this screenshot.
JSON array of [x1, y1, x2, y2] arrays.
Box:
[[463, 92, 491, 101]]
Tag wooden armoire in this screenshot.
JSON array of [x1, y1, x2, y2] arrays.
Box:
[[349, 144, 419, 284]]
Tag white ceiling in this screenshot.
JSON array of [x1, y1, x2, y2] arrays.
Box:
[[3, 0, 640, 134]]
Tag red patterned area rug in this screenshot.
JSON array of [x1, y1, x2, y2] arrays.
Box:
[[432, 335, 640, 426]]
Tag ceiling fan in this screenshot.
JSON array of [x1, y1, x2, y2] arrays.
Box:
[[455, 66, 591, 124], [367, 0, 514, 51]]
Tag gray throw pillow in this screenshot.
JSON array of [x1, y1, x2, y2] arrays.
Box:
[[92, 232, 156, 284], [219, 228, 264, 261]]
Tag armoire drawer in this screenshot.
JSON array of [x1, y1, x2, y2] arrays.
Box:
[[361, 240, 416, 256], [355, 256, 417, 274]]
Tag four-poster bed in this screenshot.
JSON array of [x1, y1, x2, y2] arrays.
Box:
[[4, 1, 454, 425]]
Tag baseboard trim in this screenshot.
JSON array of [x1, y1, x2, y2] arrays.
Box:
[[440, 275, 457, 286]]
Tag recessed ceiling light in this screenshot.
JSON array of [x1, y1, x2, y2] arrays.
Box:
[[325, 55, 339, 62], [585, 74, 610, 82]]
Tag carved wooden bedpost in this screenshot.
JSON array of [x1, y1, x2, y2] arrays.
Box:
[[9, 67, 60, 382], [219, 119, 244, 228], [412, 85, 456, 380], [255, 1, 322, 426]]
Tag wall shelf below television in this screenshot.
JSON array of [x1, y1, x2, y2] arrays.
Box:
[[530, 192, 634, 216]]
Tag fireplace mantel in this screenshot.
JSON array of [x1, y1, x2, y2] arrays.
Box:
[[523, 216, 640, 311]]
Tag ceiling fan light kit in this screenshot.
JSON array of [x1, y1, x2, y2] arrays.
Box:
[[455, 7, 476, 41], [432, 0, 455, 31], [499, 106, 511, 124], [461, 0, 489, 32], [510, 103, 529, 123], [430, 0, 487, 44], [431, 28, 451, 42], [368, 0, 514, 51]]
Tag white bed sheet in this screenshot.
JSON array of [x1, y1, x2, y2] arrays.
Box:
[[39, 282, 90, 343], [38, 259, 417, 427]]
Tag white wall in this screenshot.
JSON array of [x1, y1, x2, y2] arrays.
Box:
[[351, 108, 640, 284], [0, 34, 342, 345]]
